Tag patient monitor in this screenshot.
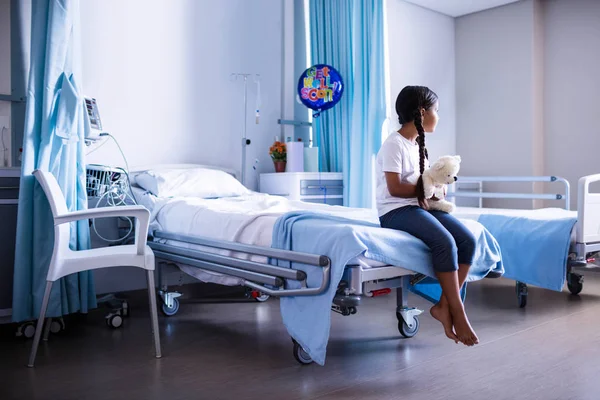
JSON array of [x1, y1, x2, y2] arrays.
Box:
[[84, 97, 103, 140]]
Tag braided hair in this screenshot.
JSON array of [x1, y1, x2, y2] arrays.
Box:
[[395, 86, 438, 209]]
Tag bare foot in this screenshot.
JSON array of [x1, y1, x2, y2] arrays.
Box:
[[449, 307, 479, 346], [430, 303, 459, 343]]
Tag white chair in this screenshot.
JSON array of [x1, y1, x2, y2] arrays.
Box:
[[28, 169, 161, 367]]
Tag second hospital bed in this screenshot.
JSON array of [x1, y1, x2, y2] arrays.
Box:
[[127, 164, 503, 365], [448, 174, 600, 307]]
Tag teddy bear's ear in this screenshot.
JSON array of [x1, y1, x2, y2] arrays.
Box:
[[454, 155, 462, 163]]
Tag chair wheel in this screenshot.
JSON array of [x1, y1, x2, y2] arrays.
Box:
[[106, 314, 123, 329], [16, 322, 36, 339], [49, 319, 65, 334], [161, 298, 180, 316], [292, 340, 314, 365]]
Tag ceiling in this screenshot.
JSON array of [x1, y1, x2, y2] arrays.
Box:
[[402, 0, 522, 17]]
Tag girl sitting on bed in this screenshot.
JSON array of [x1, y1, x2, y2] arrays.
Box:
[[375, 86, 478, 346]]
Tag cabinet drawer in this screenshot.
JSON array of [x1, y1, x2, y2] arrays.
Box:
[[300, 179, 343, 196], [302, 197, 343, 206], [0, 177, 20, 200], [0, 203, 17, 311]]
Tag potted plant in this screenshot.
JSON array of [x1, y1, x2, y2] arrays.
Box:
[[269, 140, 287, 172]]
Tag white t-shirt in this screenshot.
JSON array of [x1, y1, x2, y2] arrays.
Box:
[[375, 132, 429, 217]]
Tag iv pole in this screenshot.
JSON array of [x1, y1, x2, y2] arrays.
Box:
[[231, 73, 260, 186]]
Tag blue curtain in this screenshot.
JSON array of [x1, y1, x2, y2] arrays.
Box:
[[12, 0, 96, 323], [309, 0, 386, 209]]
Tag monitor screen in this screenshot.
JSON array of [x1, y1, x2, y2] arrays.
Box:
[[84, 97, 102, 131]]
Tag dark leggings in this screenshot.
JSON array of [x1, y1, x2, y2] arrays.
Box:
[[379, 206, 476, 273]]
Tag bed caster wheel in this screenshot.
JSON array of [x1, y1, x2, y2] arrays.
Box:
[[396, 308, 422, 338], [398, 316, 420, 338], [292, 340, 313, 365], [349, 306, 357, 315], [567, 272, 583, 295], [16, 322, 36, 339], [106, 314, 123, 329], [161, 298, 180, 316], [252, 291, 270, 302], [516, 282, 528, 308]]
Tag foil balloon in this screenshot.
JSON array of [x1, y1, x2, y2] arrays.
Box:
[[297, 64, 344, 117]]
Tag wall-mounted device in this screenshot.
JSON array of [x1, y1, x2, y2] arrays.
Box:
[[84, 97, 103, 141]]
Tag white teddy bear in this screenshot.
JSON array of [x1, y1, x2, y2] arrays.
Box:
[[421, 155, 461, 213]]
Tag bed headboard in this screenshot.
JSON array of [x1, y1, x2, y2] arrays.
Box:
[[577, 174, 600, 248], [129, 163, 240, 181], [449, 175, 570, 210]]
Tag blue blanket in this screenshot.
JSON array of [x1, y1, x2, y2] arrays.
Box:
[[477, 213, 577, 291], [271, 211, 503, 366]]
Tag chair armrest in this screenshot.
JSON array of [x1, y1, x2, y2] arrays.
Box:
[[55, 205, 151, 255], [54, 206, 150, 225]]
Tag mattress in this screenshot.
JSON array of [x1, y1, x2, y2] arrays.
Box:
[[132, 187, 389, 286]]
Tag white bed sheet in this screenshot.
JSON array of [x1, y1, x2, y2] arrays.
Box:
[[132, 187, 389, 286]]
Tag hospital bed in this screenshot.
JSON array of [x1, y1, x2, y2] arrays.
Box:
[[448, 174, 600, 307], [128, 164, 502, 365]]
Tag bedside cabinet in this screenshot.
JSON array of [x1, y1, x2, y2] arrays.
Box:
[[259, 172, 344, 206], [0, 168, 20, 317]]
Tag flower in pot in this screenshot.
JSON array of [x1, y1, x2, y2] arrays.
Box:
[[269, 141, 287, 173]]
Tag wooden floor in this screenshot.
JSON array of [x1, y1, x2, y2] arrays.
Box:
[[2, 274, 600, 400]]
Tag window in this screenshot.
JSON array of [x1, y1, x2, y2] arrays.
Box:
[[0, 0, 29, 168], [0, 0, 12, 167]]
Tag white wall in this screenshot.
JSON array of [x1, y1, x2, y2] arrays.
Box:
[[455, 0, 540, 208], [80, 0, 285, 191], [79, 0, 286, 293], [455, 0, 600, 209], [385, 0, 456, 160], [544, 0, 600, 209]]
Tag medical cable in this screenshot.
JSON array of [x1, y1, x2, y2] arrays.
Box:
[[252, 158, 260, 191], [100, 132, 138, 205], [91, 180, 136, 243], [85, 136, 109, 156], [255, 79, 261, 124], [89, 133, 139, 243]]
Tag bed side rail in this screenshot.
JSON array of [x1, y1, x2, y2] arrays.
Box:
[[576, 174, 600, 256], [150, 231, 331, 297], [447, 175, 570, 210], [153, 231, 329, 267]]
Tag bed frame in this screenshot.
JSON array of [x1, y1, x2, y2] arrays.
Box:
[[448, 174, 600, 307], [148, 231, 427, 365], [130, 163, 511, 364]]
